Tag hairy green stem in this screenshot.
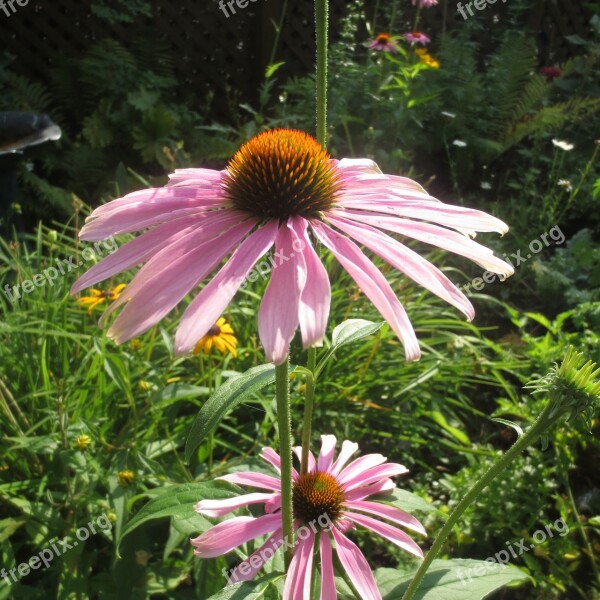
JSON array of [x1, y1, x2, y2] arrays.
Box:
[[315, 0, 328, 146], [276, 360, 294, 568], [301, 347, 318, 474], [401, 399, 559, 600]]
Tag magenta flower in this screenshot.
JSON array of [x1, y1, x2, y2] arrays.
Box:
[[404, 31, 431, 45], [412, 0, 438, 6], [72, 128, 512, 364], [191, 435, 426, 598], [540, 66, 562, 80], [368, 33, 400, 53]]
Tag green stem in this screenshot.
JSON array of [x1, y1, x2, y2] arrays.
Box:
[[315, 0, 329, 147], [401, 399, 559, 600], [301, 347, 318, 474], [276, 360, 294, 568], [268, 0, 289, 66]]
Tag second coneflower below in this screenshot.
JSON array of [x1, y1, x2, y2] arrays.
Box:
[[193, 317, 238, 358]]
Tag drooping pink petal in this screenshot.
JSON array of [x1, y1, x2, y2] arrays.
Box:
[[194, 492, 277, 517], [318, 435, 337, 472], [289, 216, 331, 348], [106, 219, 255, 343], [260, 447, 282, 472], [167, 168, 224, 187], [227, 528, 284, 584], [71, 213, 221, 294], [326, 214, 475, 320], [258, 221, 306, 364], [344, 500, 426, 535], [283, 530, 315, 600], [337, 454, 387, 486], [329, 440, 359, 477], [174, 221, 279, 355], [345, 478, 395, 502], [343, 464, 409, 492], [218, 472, 282, 492], [190, 513, 280, 558], [343, 511, 424, 558], [320, 533, 337, 600], [335, 210, 514, 277], [337, 197, 508, 236], [331, 527, 382, 600], [311, 222, 420, 362]]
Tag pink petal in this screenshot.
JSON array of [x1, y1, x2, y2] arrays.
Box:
[[343, 511, 424, 558], [258, 221, 306, 364], [174, 221, 279, 355], [190, 513, 280, 558], [318, 435, 337, 472], [311, 222, 420, 362], [345, 479, 396, 502], [283, 529, 315, 600], [344, 500, 426, 535], [260, 448, 282, 472], [320, 533, 337, 600], [337, 454, 387, 486], [293, 446, 316, 472], [106, 219, 255, 343], [218, 472, 281, 492], [194, 492, 278, 517], [327, 215, 475, 320], [344, 464, 409, 492], [71, 213, 218, 294], [329, 441, 359, 477], [331, 527, 382, 600], [289, 216, 331, 348], [227, 528, 284, 584], [167, 168, 223, 186], [335, 210, 513, 277]]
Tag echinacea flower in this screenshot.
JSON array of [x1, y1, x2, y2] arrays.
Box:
[[71, 128, 513, 364], [404, 31, 431, 45], [76, 283, 126, 314], [540, 66, 562, 80], [368, 33, 399, 53], [191, 435, 426, 599], [194, 316, 238, 358], [412, 0, 438, 6]]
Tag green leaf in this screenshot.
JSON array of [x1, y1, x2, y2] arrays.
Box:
[[376, 559, 530, 599], [317, 319, 383, 375], [151, 383, 209, 408], [376, 488, 438, 514], [118, 482, 238, 547], [185, 365, 277, 461], [265, 62, 285, 79], [427, 411, 471, 446], [206, 573, 283, 599]]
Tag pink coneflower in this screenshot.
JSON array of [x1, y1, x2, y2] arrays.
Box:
[[412, 0, 438, 6], [404, 31, 431, 45], [540, 66, 562, 80], [191, 435, 426, 599], [368, 33, 400, 53], [71, 128, 512, 364]]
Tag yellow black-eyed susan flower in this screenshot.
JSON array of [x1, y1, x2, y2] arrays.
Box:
[[77, 283, 126, 315], [193, 317, 237, 358]]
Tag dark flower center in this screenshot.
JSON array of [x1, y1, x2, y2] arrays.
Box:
[[377, 33, 391, 43], [292, 471, 345, 526], [207, 324, 221, 337], [223, 129, 342, 220]]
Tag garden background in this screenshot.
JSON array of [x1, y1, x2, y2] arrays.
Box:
[[1, 0, 599, 598]]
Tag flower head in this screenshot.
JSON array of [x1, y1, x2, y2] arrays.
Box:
[[368, 33, 400, 53], [412, 0, 438, 6], [72, 128, 512, 364], [404, 31, 431, 45], [76, 283, 126, 314], [191, 435, 426, 599], [416, 48, 440, 68], [540, 66, 562, 80], [194, 317, 238, 358], [118, 469, 135, 486], [75, 434, 92, 450], [552, 139, 574, 152]]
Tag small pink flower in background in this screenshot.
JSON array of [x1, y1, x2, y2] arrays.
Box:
[[72, 128, 512, 365], [540, 66, 562, 80], [191, 435, 426, 599], [368, 33, 400, 53], [412, 0, 438, 6], [404, 31, 431, 45]]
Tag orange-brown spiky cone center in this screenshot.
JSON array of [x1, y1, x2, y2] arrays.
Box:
[[292, 471, 345, 526]]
